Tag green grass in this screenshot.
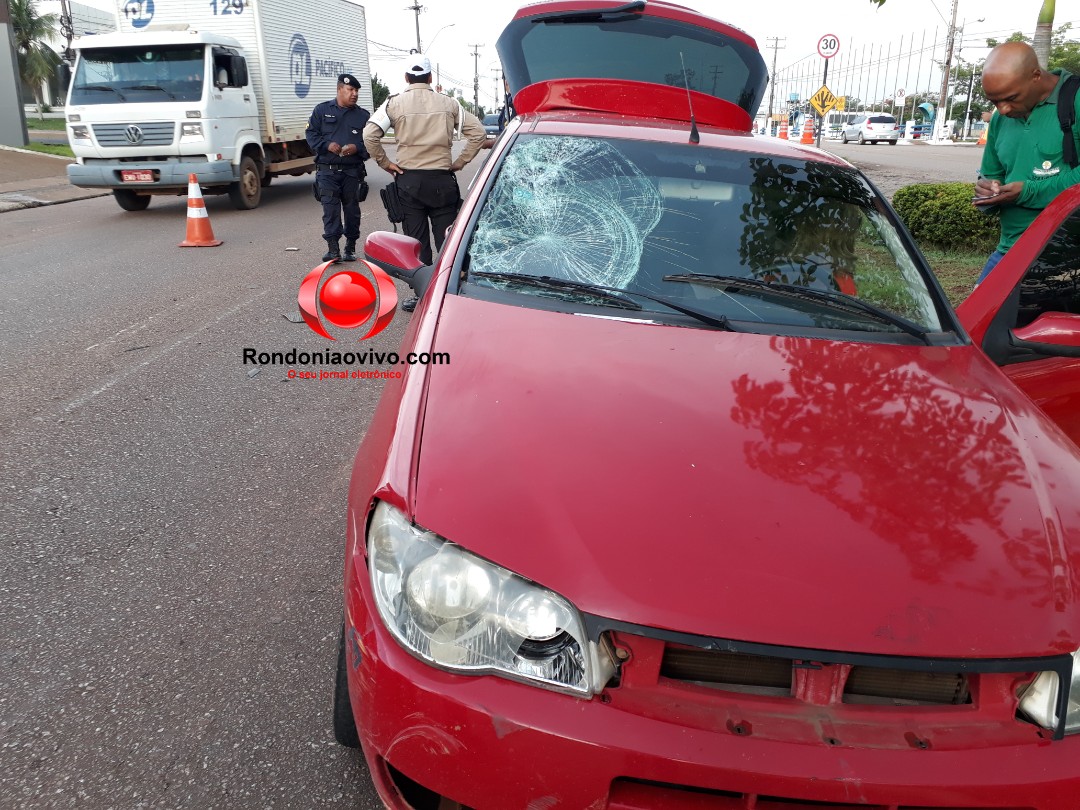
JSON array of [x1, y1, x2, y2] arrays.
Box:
[[920, 247, 984, 308], [24, 117, 68, 131], [6, 141, 76, 158]]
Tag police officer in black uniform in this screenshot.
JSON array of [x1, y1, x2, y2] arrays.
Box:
[[305, 74, 370, 262]]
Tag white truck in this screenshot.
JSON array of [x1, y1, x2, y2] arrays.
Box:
[[65, 0, 372, 211]]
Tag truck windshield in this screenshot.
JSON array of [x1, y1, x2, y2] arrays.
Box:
[[71, 46, 206, 104]]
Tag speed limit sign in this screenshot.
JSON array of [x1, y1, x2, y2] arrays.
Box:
[[817, 34, 840, 59]]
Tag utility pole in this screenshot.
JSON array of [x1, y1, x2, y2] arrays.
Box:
[[470, 44, 482, 114], [406, 2, 423, 53], [934, 0, 959, 142], [765, 37, 785, 135]]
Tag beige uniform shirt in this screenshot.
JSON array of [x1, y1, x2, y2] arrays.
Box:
[[363, 83, 487, 173]]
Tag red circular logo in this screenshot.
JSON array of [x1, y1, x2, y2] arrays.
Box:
[[298, 259, 398, 340]]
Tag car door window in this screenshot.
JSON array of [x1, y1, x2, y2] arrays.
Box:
[[1015, 209, 1080, 328]]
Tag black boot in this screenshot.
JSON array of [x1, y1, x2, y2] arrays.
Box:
[[321, 239, 341, 262], [342, 239, 357, 262]]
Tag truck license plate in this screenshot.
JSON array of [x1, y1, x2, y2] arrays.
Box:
[[120, 170, 154, 183]]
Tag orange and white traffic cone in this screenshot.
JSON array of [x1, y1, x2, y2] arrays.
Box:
[[800, 116, 815, 144], [179, 174, 222, 247], [977, 127, 988, 146], [778, 119, 788, 140]]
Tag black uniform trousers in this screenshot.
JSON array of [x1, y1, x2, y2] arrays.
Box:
[[317, 165, 363, 243], [394, 169, 461, 265]]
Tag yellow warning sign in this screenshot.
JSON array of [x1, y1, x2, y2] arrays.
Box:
[[810, 85, 837, 117], [835, 96, 846, 112]]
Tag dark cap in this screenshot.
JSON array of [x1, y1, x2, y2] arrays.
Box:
[[338, 73, 360, 87]]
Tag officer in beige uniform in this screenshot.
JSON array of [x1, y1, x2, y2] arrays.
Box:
[[364, 55, 487, 288]]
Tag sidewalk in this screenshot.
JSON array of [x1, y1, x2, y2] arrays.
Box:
[[0, 144, 109, 213]]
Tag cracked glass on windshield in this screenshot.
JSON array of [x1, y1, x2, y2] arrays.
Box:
[[466, 133, 946, 337]]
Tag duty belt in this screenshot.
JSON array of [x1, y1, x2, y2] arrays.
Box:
[[317, 162, 362, 173]]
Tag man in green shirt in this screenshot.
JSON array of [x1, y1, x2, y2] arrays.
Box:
[[974, 41, 1080, 283]]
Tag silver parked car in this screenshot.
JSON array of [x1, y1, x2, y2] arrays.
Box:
[[841, 114, 900, 145]]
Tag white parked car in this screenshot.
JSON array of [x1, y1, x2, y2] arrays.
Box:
[[841, 114, 900, 145]]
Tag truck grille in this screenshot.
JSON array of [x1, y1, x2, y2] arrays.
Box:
[[93, 122, 175, 147]]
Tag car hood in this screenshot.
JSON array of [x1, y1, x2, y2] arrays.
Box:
[[413, 295, 1080, 658]]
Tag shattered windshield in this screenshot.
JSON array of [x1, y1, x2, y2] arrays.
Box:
[[71, 46, 206, 104], [466, 134, 947, 337]]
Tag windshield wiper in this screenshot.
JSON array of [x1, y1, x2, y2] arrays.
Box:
[[664, 273, 933, 344], [127, 84, 176, 99], [79, 84, 127, 100], [469, 270, 737, 331]]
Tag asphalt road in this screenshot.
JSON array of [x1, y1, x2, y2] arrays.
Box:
[[823, 137, 984, 199], [0, 159, 430, 808], [0, 138, 981, 809]]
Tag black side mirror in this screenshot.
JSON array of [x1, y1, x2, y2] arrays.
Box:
[[231, 56, 248, 88]]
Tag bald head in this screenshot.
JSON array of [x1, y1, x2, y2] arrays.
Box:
[[984, 41, 1040, 81], [981, 41, 1057, 119]]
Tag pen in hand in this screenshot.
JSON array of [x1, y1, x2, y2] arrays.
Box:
[[973, 172, 1002, 205]]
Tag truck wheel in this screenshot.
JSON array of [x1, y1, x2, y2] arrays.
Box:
[[112, 189, 151, 211], [260, 172, 272, 188], [228, 155, 262, 210]]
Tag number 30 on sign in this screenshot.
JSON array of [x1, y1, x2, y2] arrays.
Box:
[[817, 35, 840, 60]]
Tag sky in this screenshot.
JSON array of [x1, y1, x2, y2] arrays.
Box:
[[362, 0, 1079, 110], [71, 0, 1079, 111]]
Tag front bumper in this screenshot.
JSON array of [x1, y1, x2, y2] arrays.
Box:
[[67, 158, 235, 190], [344, 559, 1080, 810]]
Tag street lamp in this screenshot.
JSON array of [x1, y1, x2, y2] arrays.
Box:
[[424, 23, 455, 52]]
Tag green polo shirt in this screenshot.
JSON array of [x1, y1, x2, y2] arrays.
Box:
[[980, 68, 1080, 253]]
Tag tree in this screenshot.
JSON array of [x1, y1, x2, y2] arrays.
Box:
[[372, 74, 389, 110], [10, 0, 60, 120], [1034, 0, 1055, 69], [987, 22, 1080, 74]]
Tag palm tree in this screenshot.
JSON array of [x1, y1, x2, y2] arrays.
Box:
[[10, 0, 60, 120], [1033, 0, 1055, 68]]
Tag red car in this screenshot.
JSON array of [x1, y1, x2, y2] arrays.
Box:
[[334, 3, 1080, 807]]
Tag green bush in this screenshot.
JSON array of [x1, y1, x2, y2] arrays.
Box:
[[892, 182, 999, 252]]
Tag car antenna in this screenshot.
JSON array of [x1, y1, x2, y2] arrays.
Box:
[[679, 52, 700, 144]]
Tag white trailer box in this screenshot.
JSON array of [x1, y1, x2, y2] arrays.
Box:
[[65, 0, 370, 211]]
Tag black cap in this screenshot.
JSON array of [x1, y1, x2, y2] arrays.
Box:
[[338, 73, 359, 87]]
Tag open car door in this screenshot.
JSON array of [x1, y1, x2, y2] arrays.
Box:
[[957, 184, 1080, 446]]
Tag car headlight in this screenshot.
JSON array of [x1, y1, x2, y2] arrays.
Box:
[[1018, 651, 1080, 734], [180, 122, 203, 139], [367, 501, 616, 696], [70, 125, 90, 142]]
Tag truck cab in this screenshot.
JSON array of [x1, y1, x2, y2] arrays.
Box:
[[66, 29, 267, 210]]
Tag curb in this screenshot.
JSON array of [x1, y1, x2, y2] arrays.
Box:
[[0, 143, 74, 160], [0, 145, 111, 212]]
